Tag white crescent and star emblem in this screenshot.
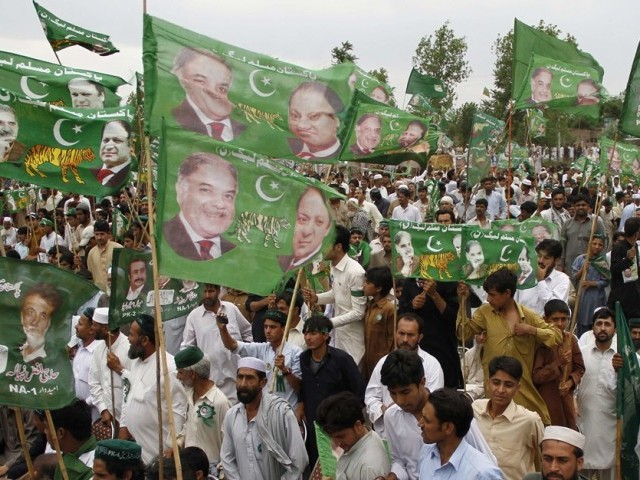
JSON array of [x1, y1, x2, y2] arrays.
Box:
[[389, 120, 401, 131], [559, 75, 572, 89], [20, 76, 48, 100], [53, 119, 79, 146], [499, 246, 513, 262], [426, 236, 443, 252], [255, 175, 284, 202], [249, 70, 276, 98]]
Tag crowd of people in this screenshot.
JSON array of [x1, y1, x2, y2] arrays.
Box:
[[0, 151, 639, 480]]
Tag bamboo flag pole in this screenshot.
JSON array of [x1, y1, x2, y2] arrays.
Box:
[[45, 410, 69, 480], [269, 268, 304, 394], [107, 330, 117, 437], [506, 104, 514, 206], [459, 290, 468, 393], [14, 408, 35, 479]]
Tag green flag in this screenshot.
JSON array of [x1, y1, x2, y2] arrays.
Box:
[[406, 68, 446, 99], [111, 208, 129, 242], [620, 41, 640, 138], [33, 2, 119, 56], [527, 109, 547, 138], [574, 155, 600, 186], [388, 221, 537, 288], [493, 218, 560, 246], [314, 422, 337, 478], [346, 63, 394, 105], [599, 137, 640, 183], [497, 142, 529, 170], [156, 128, 338, 295], [0, 51, 125, 107], [109, 249, 204, 328], [0, 257, 99, 409], [514, 53, 604, 118], [614, 302, 640, 480], [0, 93, 134, 196], [1, 188, 32, 213], [467, 112, 505, 186], [512, 19, 604, 103]]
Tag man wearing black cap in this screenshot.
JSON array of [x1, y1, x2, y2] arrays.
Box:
[[217, 309, 302, 408], [87, 220, 122, 292], [92, 438, 144, 480]]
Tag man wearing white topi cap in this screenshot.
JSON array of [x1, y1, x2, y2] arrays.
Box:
[[220, 357, 308, 480], [523, 425, 588, 480]]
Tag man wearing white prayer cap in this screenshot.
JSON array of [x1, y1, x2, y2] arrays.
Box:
[[220, 356, 308, 479], [523, 425, 587, 480], [1, 216, 16, 248]]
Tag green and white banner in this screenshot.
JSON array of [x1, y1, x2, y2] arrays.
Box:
[[492, 217, 560, 245], [1, 188, 32, 213], [467, 111, 505, 186], [599, 137, 640, 182], [620, 41, 640, 138], [0, 257, 99, 409], [527, 109, 547, 138]]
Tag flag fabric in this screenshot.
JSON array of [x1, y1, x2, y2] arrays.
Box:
[[574, 155, 600, 186], [497, 142, 530, 170], [620, 41, 640, 138], [0, 51, 125, 107], [614, 302, 640, 480], [405, 68, 446, 99], [1, 188, 32, 213], [467, 112, 505, 186], [0, 257, 99, 409], [111, 208, 130, 242], [482, 87, 491, 97], [156, 128, 338, 295], [348, 64, 394, 105], [527, 109, 547, 138], [0, 93, 134, 196], [109, 249, 204, 328], [314, 422, 338, 479], [388, 221, 537, 288], [33, 2, 119, 56], [598, 137, 640, 183], [492, 218, 560, 245]]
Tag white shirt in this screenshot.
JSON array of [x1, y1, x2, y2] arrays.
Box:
[[515, 269, 570, 316], [187, 95, 234, 141], [120, 351, 187, 464], [316, 255, 367, 365], [179, 211, 222, 258], [466, 216, 491, 229], [336, 429, 390, 480], [181, 303, 253, 402], [38, 231, 64, 263], [365, 348, 444, 434], [1, 227, 17, 247], [392, 203, 422, 222], [89, 332, 130, 422], [357, 200, 384, 233], [73, 339, 101, 421], [540, 207, 571, 229]]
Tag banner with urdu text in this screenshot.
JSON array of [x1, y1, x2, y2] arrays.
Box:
[[156, 128, 338, 295], [598, 137, 640, 182], [0, 93, 134, 196], [0, 257, 99, 409]]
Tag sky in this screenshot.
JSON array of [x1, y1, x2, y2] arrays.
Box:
[[3, 0, 640, 111]]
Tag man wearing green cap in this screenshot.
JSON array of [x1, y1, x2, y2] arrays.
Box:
[[37, 217, 64, 263], [92, 439, 144, 480], [217, 308, 302, 408], [169, 346, 230, 472]]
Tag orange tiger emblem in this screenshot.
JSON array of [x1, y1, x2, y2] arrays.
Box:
[[24, 144, 95, 184]]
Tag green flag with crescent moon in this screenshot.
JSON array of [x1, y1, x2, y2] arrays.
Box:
[[156, 127, 338, 295], [0, 257, 99, 409], [620, 41, 640, 138], [0, 51, 125, 107], [405, 68, 446, 99], [33, 2, 119, 56], [598, 137, 640, 183], [1, 188, 33, 213], [388, 221, 537, 288], [0, 92, 134, 196], [527, 109, 547, 138]]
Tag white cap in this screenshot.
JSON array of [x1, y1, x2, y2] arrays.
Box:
[[373, 173, 383, 180], [633, 194, 640, 200], [238, 357, 267, 373], [440, 196, 453, 204], [78, 225, 95, 247], [2, 217, 11, 223], [541, 426, 586, 450], [509, 205, 521, 217], [93, 308, 109, 325], [521, 179, 532, 186]]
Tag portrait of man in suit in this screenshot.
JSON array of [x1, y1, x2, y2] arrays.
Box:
[[287, 81, 343, 160], [171, 47, 246, 141], [68, 78, 105, 109], [163, 152, 237, 261], [0, 104, 25, 162], [125, 258, 148, 301], [20, 283, 62, 363], [349, 113, 381, 157], [529, 67, 553, 104], [576, 79, 600, 106], [398, 120, 427, 148], [93, 120, 132, 187], [278, 186, 331, 272]]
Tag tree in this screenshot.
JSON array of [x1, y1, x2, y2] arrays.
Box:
[[446, 102, 477, 145], [412, 21, 472, 111], [331, 41, 357, 64]]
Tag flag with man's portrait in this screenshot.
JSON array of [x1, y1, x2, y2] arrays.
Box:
[[0, 257, 99, 409], [33, 2, 119, 56], [620, 41, 640, 138], [527, 109, 547, 138], [467, 111, 505, 186], [598, 137, 640, 183], [0, 92, 134, 196], [156, 127, 339, 295], [0, 51, 125, 107]]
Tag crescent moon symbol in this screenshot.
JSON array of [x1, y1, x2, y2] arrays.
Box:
[[0, 90, 11, 102], [559, 75, 572, 89], [389, 120, 401, 131], [217, 147, 229, 157], [499, 245, 512, 262], [53, 119, 79, 146], [249, 70, 276, 98], [426, 236, 443, 252], [20, 76, 48, 99], [255, 175, 285, 202], [360, 78, 370, 88]]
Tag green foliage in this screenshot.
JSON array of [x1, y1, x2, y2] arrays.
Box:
[[331, 41, 357, 64], [412, 21, 472, 111], [446, 102, 478, 145]]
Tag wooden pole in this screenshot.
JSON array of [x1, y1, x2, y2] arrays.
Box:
[[506, 105, 514, 206], [459, 291, 467, 393], [14, 408, 35, 479], [107, 331, 117, 437], [44, 410, 69, 480]]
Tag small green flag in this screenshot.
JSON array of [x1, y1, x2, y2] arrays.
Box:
[[482, 87, 491, 97], [527, 109, 547, 138], [574, 155, 600, 186], [497, 142, 530, 170], [0, 257, 99, 409], [405, 68, 446, 99], [614, 302, 640, 480], [314, 422, 337, 478], [620, 41, 640, 138], [33, 2, 119, 56], [467, 112, 505, 186], [598, 137, 640, 183], [1, 188, 32, 213]]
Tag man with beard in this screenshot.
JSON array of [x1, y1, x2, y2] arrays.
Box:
[[538, 188, 572, 230], [523, 426, 588, 480], [379, 350, 495, 480], [91, 308, 131, 431], [576, 308, 619, 480], [168, 346, 230, 473], [365, 313, 444, 434], [560, 194, 605, 272], [181, 283, 252, 403], [0, 104, 24, 161], [220, 357, 308, 479], [111, 314, 187, 464], [125, 258, 147, 301], [20, 283, 62, 363]]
